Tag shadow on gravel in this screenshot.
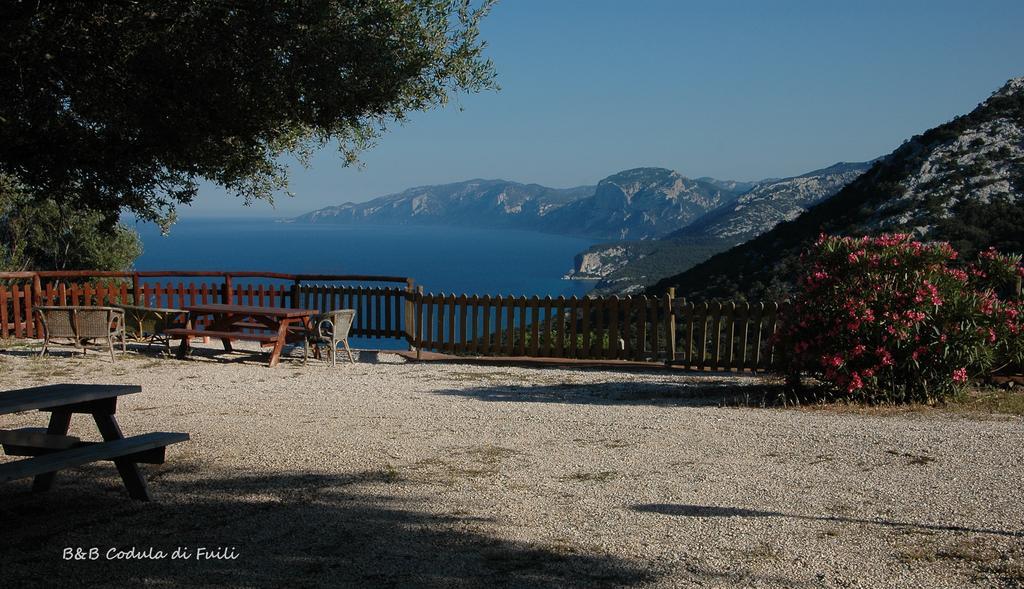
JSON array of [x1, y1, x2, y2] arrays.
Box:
[[435, 381, 786, 407], [0, 464, 658, 588], [633, 503, 1024, 538]]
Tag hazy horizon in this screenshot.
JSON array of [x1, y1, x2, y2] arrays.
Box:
[[175, 0, 1024, 219]]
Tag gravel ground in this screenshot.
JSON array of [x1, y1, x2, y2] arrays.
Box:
[[0, 341, 1022, 588]]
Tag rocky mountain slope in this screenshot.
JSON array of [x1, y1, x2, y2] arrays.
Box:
[[566, 161, 872, 293], [671, 161, 873, 245], [650, 77, 1024, 301], [536, 168, 743, 240], [292, 168, 748, 241], [292, 179, 594, 229]]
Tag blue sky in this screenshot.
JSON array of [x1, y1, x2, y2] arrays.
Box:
[[185, 0, 1024, 217]]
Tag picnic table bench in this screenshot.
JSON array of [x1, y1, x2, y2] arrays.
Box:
[[115, 303, 190, 349], [165, 303, 318, 367], [0, 384, 189, 501]]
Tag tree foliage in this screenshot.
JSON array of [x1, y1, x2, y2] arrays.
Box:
[[0, 176, 142, 272], [0, 0, 497, 229]]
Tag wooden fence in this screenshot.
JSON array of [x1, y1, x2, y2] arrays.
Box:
[[0, 271, 415, 341], [0, 270, 788, 372], [407, 290, 786, 371]]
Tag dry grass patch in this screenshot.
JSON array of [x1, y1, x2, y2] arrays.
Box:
[[408, 445, 522, 484], [561, 470, 619, 483]]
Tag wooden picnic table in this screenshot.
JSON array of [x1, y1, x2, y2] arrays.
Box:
[[166, 303, 318, 367], [0, 384, 188, 501]]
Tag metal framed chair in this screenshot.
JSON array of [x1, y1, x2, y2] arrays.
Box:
[[303, 309, 356, 366], [35, 306, 127, 362]]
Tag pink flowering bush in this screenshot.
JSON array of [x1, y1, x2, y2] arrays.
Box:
[[780, 234, 1023, 403]]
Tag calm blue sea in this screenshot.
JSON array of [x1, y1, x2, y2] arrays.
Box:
[[133, 218, 596, 298]]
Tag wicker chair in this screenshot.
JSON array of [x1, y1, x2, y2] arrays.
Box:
[[35, 306, 127, 362], [303, 309, 356, 366]]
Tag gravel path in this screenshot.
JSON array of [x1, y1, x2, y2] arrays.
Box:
[[0, 342, 1022, 588]]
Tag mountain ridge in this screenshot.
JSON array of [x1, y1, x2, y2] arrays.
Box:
[[292, 167, 752, 241]]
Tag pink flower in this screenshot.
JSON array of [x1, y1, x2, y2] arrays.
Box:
[[847, 372, 864, 392], [951, 368, 968, 384]]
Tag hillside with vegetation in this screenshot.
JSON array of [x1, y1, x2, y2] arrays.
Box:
[[650, 77, 1024, 301]]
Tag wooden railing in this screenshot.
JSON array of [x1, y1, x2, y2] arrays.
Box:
[[1, 270, 788, 372], [0, 271, 415, 341], [407, 290, 786, 371]]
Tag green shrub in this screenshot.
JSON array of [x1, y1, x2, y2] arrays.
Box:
[[780, 234, 1023, 403]]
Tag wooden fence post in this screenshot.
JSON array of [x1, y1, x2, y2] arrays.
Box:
[[222, 274, 233, 305], [665, 288, 676, 365], [132, 273, 141, 305], [31, 273, 43, 335], [289, 278, 300, 308], [415, 286, 424, 359]]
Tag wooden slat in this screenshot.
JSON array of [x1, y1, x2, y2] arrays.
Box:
[[444, 293, 454, 353], [723, 302, 736, 371], [591, 296, 603, 358], [580, 297, 591, 359], [375, 288, 384, 338], [424, 295, 435, 351], [504, 296, 515, 356], [515, 296, 527, 356], [632, 296, 645, 361], [0, 432, 189, 484], [528, 296, 539, 357], [568, 297, 579, 358], [11, 283, 23, 338], [768, 301, 784, 369], [678, 301, 691, 367], [737, 302, 750, 371], [492, 295, 502, 355], [697, 302, 709, 370], [0, 384, 142, 415], [435, 294, 444, 351], [554, 296, 565, 358], [164, 328, 278, 343], [607, 296, 619, 360], [358, 286, 367, 334], [0, 427, 80, 450], [541, 296, 553, 358], [458, 294, 468, 353], [469, 295, 479, 355], [0, 286, 9, 338], [752, 302, 765, 371]]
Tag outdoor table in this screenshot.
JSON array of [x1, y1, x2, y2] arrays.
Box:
[[0, 384, 188, 501], [168, 303, 318, 367], [115, 303, 190, 348]]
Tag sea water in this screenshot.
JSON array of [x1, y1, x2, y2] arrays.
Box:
[[133, 217, 595, 297]]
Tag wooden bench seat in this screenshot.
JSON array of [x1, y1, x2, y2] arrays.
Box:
[[0, 427, 80, 452], [0, 432, 189, 484], [163, 328, 279, 343]]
